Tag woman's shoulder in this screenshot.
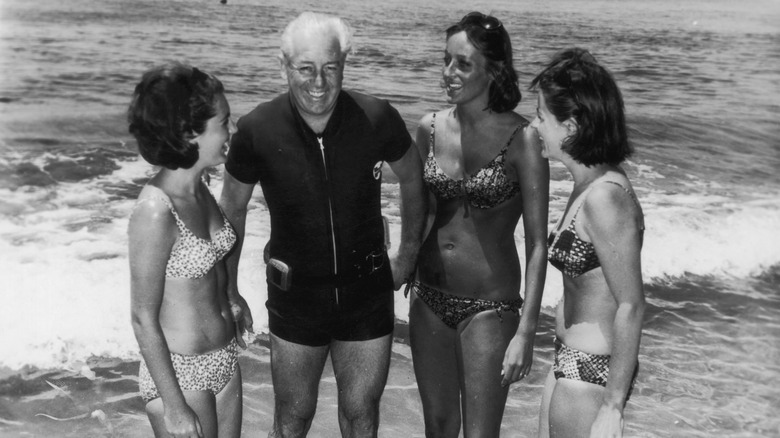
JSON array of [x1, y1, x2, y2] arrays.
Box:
[[491, 111, 527, 138], [581, 175, 643, 230], [502, 114, 542, 158], [417, 112, 433, 130], [591, 172, 639, 204], [415, 109, 452, 149], [130, 184, 177, 228], [417, 109, 450, 128]]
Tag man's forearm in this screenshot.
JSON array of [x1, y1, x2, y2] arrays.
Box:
[[395, 177, 427, 271]]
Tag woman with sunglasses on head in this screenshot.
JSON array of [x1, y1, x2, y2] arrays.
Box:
[[531, 48, 645, 438], [127, 63, 252, 438], [409, 12, 549, 437]]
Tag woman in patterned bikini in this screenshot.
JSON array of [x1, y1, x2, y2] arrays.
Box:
[[531, 48, 645, 438], [409, 12, 549, 437], [127, 63, 252, 438]]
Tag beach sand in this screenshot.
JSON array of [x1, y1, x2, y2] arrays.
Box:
[[0, 319, 557, 437]]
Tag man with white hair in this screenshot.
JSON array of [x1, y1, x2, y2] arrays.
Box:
[[220, 12, 426, 437]]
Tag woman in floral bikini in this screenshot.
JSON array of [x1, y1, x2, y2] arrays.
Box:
[[127, 63, 252, 438], [408, 12, 549, 437]]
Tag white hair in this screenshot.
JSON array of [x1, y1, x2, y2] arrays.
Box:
[[280, 12, 354, 58]]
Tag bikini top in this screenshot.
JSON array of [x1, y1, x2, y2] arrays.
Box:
[[547, 180, 644, 278], [135, 180, 236, 280], [423, 112, 523, 209]]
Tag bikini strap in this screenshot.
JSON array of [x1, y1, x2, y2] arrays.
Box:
[[504, 121, 526, 149], [567, 179, 601, 226], [428, 112, 436, 158], [200, 175, 220, 203], [600, 180, 644, 230], [601, 180, 641, 208], [133, 192, 187, 232], [568, 196, 588, 226], [571, 180, 643, 229], [200, 176, 231, 224], [403, 267, 418, 298], [498, 122, 526, 160]]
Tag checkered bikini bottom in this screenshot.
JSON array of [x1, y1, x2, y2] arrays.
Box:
[[553, 337, 637, 400]]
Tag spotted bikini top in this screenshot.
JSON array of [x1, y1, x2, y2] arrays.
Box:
[[135, 181, 236, 279], [423, 112, 523, 209], [547, 180, 643, 278]]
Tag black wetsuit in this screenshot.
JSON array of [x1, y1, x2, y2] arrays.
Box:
[[225, 90, 411, 345]]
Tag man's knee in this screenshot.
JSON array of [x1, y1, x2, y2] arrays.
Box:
[[338, 394, 381, 421], [337, 399, 381, 435], [275, 391, 318, 419], [272, 395, 318, 438]]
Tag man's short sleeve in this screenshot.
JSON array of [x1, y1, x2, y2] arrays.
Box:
[[224, 117, 261, 184], [378, 102, 412, 163]]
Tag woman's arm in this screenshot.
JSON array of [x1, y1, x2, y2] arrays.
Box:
[[581, 183, 645, 438], [414, 112, 438, 242], [129, 197, 203, 437], [502, 124, 550, 386]]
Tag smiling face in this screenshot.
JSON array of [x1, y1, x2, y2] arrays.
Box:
[[531, 92, 571, 161], [192, 93, 234, 166], [442, 31, 492, 107], [282, 32, 344, 126]]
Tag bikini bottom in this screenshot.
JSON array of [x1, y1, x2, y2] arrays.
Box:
[[411, 281, 523, 329], [553, 337, 636, 400], [138, 338, 239, 403]]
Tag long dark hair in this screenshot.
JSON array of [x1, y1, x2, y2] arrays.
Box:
[[446, 12, 521, 113]]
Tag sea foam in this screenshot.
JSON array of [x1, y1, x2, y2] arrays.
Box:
[[2, 159, 779, 371]]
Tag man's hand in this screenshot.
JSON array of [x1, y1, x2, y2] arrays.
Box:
[[389, 254, 414, 291]]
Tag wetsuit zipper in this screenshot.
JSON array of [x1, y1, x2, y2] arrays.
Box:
[[317, 136, 339, 306]]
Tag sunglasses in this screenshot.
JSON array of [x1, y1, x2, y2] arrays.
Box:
[[460, 12, 503, 32]]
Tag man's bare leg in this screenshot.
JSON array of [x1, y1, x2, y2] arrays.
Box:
[[269, 334, 329, 438], [330, 334, 392, 438]]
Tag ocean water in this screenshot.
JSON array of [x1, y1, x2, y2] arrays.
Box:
[[1, 0, 779, 436]]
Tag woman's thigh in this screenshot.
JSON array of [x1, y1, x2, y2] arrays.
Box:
[[549, 378, 604, 438], [409, 295, 461, 426], [458, 309, 520, 437], [146, 391, 218, 438], [538, 368, 557, 438], [216, 364, 242, 438]]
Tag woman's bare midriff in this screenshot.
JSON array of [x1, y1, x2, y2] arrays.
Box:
[[555, 269, 617, 355], [417, 199, 523, 301], [158, 271, 234, 356]]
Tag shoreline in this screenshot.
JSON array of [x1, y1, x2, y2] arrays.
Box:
[[0, 319, 557, 437]]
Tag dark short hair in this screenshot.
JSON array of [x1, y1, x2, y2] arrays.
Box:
[[127, 63, 224, 169], [446, 12, 521, 113], [530, 48, 631, 166]]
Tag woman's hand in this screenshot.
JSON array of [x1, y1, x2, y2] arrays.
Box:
[[229, 294, 254, 349], [501, 331, 535, 387], [164, 403, 203, 438], [589, 404, 624, 438]]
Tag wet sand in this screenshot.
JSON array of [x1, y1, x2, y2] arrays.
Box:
[[0, 319, 558, 437]]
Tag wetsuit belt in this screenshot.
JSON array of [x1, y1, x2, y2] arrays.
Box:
[[291, 248, 387, 289]]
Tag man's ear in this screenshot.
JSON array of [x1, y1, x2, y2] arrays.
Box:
[[278, 54, 288, 81]]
